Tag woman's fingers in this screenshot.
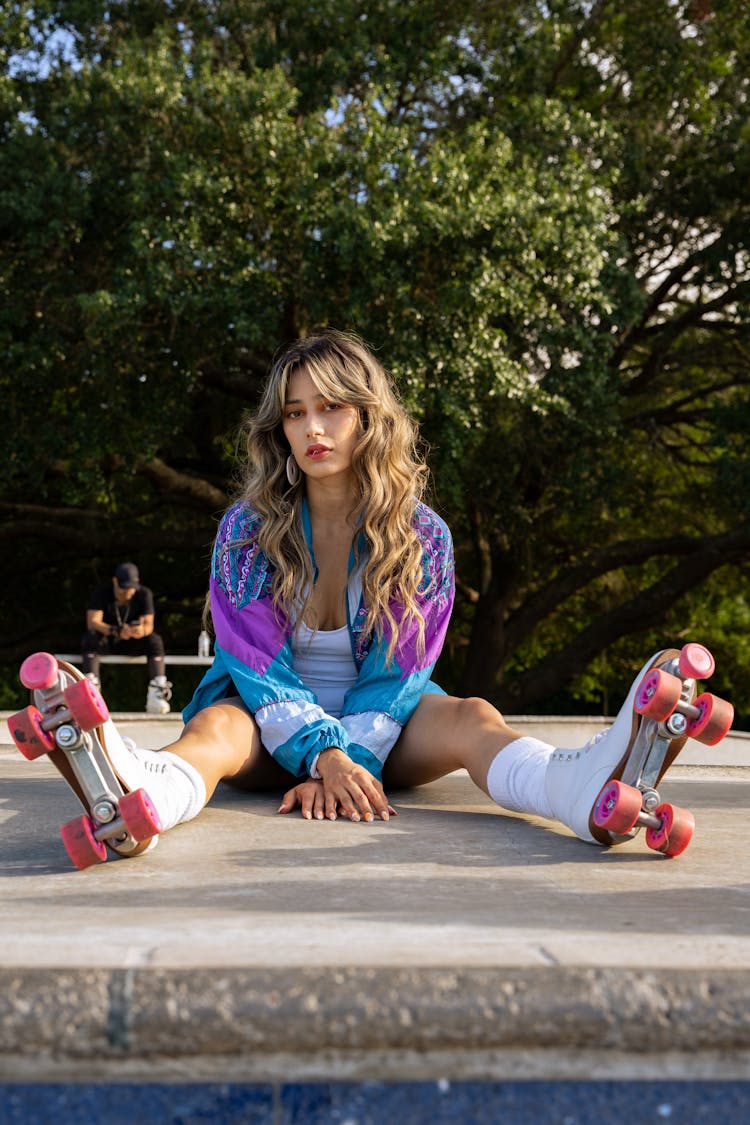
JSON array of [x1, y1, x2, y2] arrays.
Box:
[[327, 775, 394, 822], [311, 785, 327, 821], [352, 773, 393, 821], [299, 786, 317, 820], [325, 789, 338, 821], [291, 758, 396, 824], [278, 781, 330, 820], [329, 775, 372, 821], [277, 778, 388, 823], [277, 786, 300, 814]]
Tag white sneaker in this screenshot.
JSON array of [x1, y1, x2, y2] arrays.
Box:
[[545, 648, 693, 844], [146, 678, 172, 715]]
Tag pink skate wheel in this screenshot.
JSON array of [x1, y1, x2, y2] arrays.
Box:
[[679, 643, 715, 680], [634, 669, 682, 722], [593, 780, 643, 835], [60, 814, 108, 870], [7, 706, 55, 759], [118, 789, 163, 841], [62, 678, 109, 730], [645, 802, 695, 858], [19, 652, 59, 692], [686, 693, 734, 745]]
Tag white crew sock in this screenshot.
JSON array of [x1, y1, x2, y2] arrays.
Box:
[[486, 736, 556, 820], [123, 740, 206, 831]]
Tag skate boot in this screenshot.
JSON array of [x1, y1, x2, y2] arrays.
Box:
[[545, 643, 734, 857], [146, 677, 172, 715], [7, 653, 163, 870]]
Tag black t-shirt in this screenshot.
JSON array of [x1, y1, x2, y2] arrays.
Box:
[[88, 583, 155, 628]]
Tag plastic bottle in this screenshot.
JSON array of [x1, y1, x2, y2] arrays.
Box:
[[198, 629, 211, 658]]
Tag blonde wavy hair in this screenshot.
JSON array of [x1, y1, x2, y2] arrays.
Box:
[[229, 330, 430, 663]]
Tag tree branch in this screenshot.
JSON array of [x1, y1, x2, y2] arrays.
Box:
[[503, 532, 702, 657], [625, 376, 748, 427], [611, 236, 727, 370], [498, 523, 750, 710], [0, 501, 103, 521], [622, 281, 750, 397], [0, 519, 201, 551], [135, 457, 229, 511]]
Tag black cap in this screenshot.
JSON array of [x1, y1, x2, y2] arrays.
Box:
[[115, 562, 140, 589]]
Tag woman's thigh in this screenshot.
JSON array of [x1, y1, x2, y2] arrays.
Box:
[[383, 693, 523, 792], [382, 694, 478, 789], [173, 696, 292, 793]]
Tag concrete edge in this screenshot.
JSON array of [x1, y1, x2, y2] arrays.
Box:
[[2, 967, 749, 1081], [2, 712, 749, 765]]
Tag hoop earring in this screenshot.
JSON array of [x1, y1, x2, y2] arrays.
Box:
[[286, 455, 301, 487]]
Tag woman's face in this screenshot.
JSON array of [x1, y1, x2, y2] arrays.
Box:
[[282, 368, 360, 484]]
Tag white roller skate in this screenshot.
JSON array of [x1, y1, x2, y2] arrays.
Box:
[[7, 652, 163, 870], [545, 643, 734, 857]]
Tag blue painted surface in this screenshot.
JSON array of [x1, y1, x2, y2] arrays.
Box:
[[2, 1081, 750, 1123]]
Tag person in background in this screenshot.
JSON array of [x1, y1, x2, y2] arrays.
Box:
[[82, 562, 172, 714]]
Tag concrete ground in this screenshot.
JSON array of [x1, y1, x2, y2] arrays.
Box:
[[1, 714, 749, 1085]]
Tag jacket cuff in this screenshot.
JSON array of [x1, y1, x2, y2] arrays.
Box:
[[307, 745, 351, 779]]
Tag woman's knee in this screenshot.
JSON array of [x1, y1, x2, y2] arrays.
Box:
[[453, 695, 507, 735], [386, 694, 508, 785], [410, 694, 507, 744], [178, 699, 288, 789], [178, 699, 258, 765]]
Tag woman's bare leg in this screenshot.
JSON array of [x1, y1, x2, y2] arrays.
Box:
[[165, 694, 525, 811], [384, 694, 525, 795], [159, 697, 290, 802]]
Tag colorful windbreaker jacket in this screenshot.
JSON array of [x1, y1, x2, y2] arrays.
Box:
[[182, 498, 455, 780]]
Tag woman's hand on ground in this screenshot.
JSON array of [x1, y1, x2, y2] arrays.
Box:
[[315, 749, 396, 822], [277, 780, 331, 820]]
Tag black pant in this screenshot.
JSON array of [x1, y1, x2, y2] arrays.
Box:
[[81, 630, 166, 680]]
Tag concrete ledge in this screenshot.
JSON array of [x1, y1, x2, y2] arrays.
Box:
[[2, 967, 750, 1082], [3, 712, 748, 763], [3, 720, 749, 1084]]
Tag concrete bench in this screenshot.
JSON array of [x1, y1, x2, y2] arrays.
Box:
[[54, 654, 213, 667]]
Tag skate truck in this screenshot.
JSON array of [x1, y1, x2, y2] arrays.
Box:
[[592, 643, 733, 856]]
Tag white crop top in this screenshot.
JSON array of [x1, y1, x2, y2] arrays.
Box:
[[291, 622, 359, 717]]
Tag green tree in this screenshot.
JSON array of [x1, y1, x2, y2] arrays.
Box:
[[447, 0, 750, 710], [1, 0, 748, 719]]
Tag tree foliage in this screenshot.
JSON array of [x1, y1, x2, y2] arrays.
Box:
[[1, 0, 748, 716]]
